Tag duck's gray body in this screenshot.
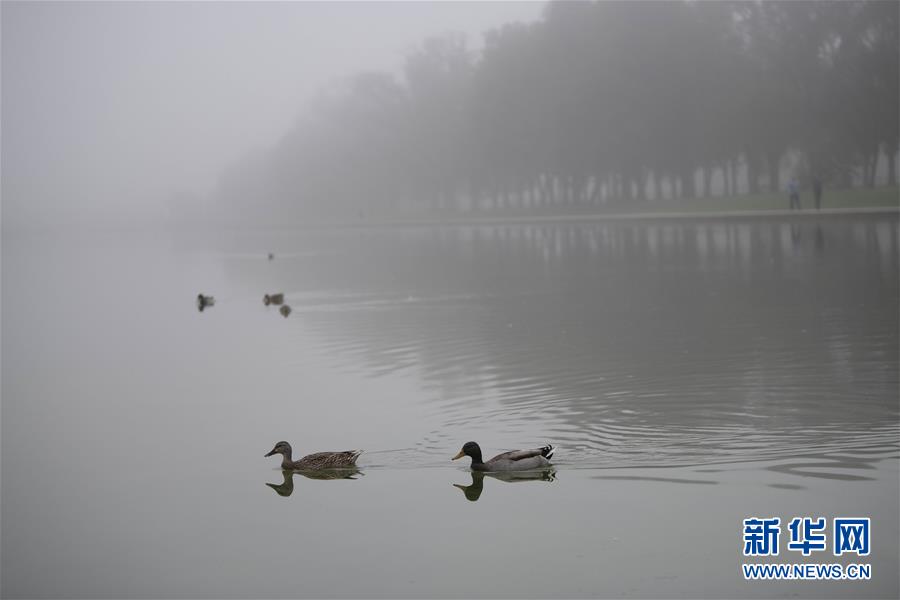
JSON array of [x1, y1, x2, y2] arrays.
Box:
[[453, 441, 554, 472]]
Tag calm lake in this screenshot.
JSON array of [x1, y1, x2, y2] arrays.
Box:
[[2, 214, 898, 598]]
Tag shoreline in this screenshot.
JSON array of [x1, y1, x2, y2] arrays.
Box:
[[356, 205, 899, 228], [235, 205, 898, 231], [6, 204, 898, 237]]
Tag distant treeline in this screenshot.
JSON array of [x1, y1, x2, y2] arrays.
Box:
[[216, 1, 898, 220]]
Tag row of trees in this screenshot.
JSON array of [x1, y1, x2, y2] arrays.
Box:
[[216, 1, 898, 221]]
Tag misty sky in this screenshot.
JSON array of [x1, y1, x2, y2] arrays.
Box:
[[2, 1, 542, 227]]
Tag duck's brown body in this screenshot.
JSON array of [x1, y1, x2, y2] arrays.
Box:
[[265, 441, 362, 470]]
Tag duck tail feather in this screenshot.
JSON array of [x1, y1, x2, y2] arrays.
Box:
[[541, 444, 555, 459], [350, 449, 364, 462]]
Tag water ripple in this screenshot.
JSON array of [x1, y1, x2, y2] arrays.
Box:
[[232, 217, 899, 482]]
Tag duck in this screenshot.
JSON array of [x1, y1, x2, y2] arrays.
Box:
[[452, 441, 554, 472], [264, 441, 362, 470], [197, 294, 215, 312], [279, 305, 292, 318], [263, 293, 284, 306]]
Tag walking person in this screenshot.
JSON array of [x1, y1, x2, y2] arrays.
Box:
[[812, 176, 823, 210], [787, 177, 801, 210]]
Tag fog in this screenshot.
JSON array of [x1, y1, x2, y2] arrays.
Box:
[[2, 4, 898, 597], [215, 1, 898, 225], [2, 1, 897, 230], [1, 1, 542, 229]]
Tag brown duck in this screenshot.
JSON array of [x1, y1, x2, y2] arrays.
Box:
[[197, 294, 215, 312], [263, 293, 284, 306], [264, 441, 362, 470]]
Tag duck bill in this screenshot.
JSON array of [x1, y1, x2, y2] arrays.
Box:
[[452, 449, 465, 460], [264, 448, 277, 457]]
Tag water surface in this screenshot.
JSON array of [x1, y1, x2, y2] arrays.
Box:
[[2, 215, 898, 598]]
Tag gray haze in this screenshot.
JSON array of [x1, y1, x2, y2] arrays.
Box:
[[1, 1, 542, 228], [209, 1, 897, 224], [2, 3, 898, 596], [4, 2, 897, 229]]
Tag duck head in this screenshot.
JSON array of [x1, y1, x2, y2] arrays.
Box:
[[265, 441, 292, 458], [452, 441, 483, 464]]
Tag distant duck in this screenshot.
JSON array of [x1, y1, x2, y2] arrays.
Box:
[[265, 441, 362, 470], [452, 441, 555, 472], [196, 294, 215, 312], [263, 293, 285, 306], [279, 305, 292, 318], [267, 252, 275, 260]]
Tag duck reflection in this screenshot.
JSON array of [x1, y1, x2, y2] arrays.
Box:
[[266, 467, 362, 497], [452, 469, 556, 502]]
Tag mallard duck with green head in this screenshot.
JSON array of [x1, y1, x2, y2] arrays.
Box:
[[265, 441, 362, 470], [452, 441, 554, 472]]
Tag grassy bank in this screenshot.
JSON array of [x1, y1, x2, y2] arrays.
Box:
[[639, 186, 898, 213], [204, 187, 899, 231], [473, 186, 899, 219]]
